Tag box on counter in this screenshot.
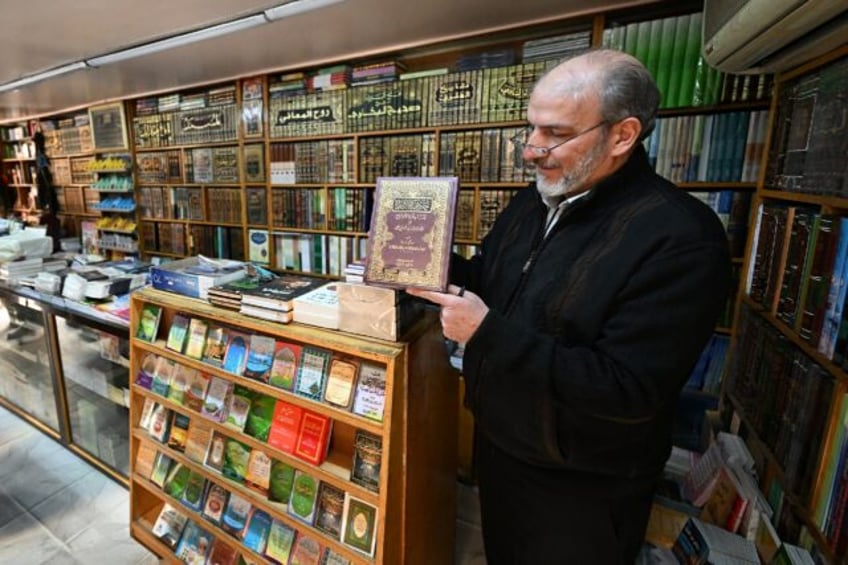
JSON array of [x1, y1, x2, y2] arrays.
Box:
[[150, 257, 246, 300], [337, 282, 424, 341]]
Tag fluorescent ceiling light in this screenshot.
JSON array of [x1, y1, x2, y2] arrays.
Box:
[[0, 61, 89, 93], [86, 14, 268, 67], [265, 0, 346, 20]]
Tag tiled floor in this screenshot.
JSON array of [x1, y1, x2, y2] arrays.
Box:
[[0, 404, 486, 564]]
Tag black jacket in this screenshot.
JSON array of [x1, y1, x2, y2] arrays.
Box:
[[452, 145, 731, 480]]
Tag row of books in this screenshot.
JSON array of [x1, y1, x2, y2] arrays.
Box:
[[132, 104, 240, 148], [748, 206, 848, 364], [327, 187, 373, 234], [645, 110, 769, 184], [690, 190, 753, 258], [185, 146, 240, 184], [42, 123, 93, 157], [142, 222, 189, 256], [764, 56, 848, 198], [135, 85, 238, 116], [727, 306, 834, 508], [246, 231, 366, 278], [602, 12, 772, 109], [269, 139, 356, 185], [684, 334, 730, 395], [135, 306, 387, 422], [136, 149, 183, 184], [190, 226, 245, 263]]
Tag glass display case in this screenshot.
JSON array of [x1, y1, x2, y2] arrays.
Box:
[[0, 284, 131, 482], [0, 290, 60, 432], [55, 313, 130, 477]]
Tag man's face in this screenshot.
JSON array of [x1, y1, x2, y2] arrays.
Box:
[[524, 89, 614, 200]]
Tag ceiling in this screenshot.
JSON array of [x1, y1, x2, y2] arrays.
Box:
[[0, 0, 663, 123]]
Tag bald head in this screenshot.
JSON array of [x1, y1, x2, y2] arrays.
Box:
[[533, 49, 660, 141]]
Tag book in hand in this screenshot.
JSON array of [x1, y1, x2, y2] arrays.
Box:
[[341, 493, 379, 556], [243, 334, 276, 383], [268, 341, 302, 391], [365, 176, 459, 291], [165, 313, 190, 353], [323, 356, 360, 409], [136, 304, 162, 342], [352, 361, 387, 422], [288, 469, 320, 525], [151, 503, 189, 549], [240, 274, 327, 312], [351, 430, 382, 493], [314, 481, 346, 540]]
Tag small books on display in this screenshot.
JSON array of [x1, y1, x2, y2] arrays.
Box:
[[151, 356, 176, 397], [183, 371, 211, 413], [352, 362, 388, 422], [174, 520, 213, 565], [201, 377, 232, 422], [290, 533, 323, 564], [201, 325, 229, 367], [365, 176, 459, 291], [134, 443, 158, 479], [288, 469, 320, 525], [201, 482, 229, 525], [165, 313, 190, 352], [341, 494, 379, 556], [265, 519, 296, 563], [223, 331, 250, 375], [295, 346, 333, 401], [294, 410, 333, 466], [245, 449, 272, 496], [351, 430, 382, 493], [224, 385, 252, 432], [267, 400, 303, 454], [222, 437, 252, 483], [151, 503, 188, 549], [184, 317, 209, 360], [268, 341, 302, 391], [314, 481, 346, 539], [205, 538, 239, 565], [243, 508, 273, 554], [136, 304, 162, 342], [184, 419, 213, 464], [324, 357, 360, 409], [221, 491, 253, 537], [244, 334, 276, 383], [166, 412, 191, 452], [268, 459, 297, 505]]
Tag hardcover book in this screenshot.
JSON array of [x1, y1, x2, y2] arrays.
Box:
[[165, 313, 190, 353], [268, 341, 303, 391], [341, 494, 379, 556], [352, 362, 387, 422], [241, 274, 326, 312], [351, 430, 382, 493], [136, 304, 162, 342], [294, 410, 333, 466], [365, 176, 459, 291]]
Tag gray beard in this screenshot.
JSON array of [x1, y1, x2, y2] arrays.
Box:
[[535, 140, 605, 202]]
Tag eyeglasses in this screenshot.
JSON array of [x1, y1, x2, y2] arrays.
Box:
[[510, 121, 607, 157]]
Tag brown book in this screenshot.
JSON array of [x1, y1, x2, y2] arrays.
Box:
[[365, 176, 459, 291]]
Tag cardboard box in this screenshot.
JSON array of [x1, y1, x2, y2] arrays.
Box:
[[150, 257, 246, 300], [337, 283, 423, 341]]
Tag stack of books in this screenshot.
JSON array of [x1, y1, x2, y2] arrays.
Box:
[[238, 275, 327, 324], [293, 282, 340, 330], [0, 257, 43, 282]]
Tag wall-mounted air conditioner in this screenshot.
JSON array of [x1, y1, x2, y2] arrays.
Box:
[[703, 0, 848, 73]]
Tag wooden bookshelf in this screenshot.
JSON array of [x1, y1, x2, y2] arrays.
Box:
[[128, 287, 457, 563]]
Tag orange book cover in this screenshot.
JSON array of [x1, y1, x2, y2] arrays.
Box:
[[267, 400, 303, 455], [294, 410, 333, 466]]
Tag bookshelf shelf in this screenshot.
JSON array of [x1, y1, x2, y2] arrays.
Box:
[[128, 287, 457, 563]]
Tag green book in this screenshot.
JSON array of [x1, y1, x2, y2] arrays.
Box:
[[664, 14, 691, 109], [622, 21, 640, 56], [135, 304, 162, 342], [633, 19, 652, 68], [677, 12, 702, 107], [643, 18, 664, 81], [654, 16, 678, 109]]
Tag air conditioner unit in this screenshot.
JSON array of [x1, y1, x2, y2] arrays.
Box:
[[703, 0, 848, 74]]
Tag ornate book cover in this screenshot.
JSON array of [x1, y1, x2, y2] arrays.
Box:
[[365, 176, 459, 291]]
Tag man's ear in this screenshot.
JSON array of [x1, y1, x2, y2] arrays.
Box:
[[609, 117, 642, 156]]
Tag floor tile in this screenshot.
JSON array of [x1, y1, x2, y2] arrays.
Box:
[[0, 511, 69, 564], [0, 488, 26, 528]]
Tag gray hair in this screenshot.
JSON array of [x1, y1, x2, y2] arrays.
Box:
[[541, 49, 660, 141]]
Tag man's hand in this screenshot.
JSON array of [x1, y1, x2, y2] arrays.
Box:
[[406, 284, 488, 344]]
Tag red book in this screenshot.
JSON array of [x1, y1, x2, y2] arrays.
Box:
[[267, 400, 303, 454], [294, 410, 333, 466]]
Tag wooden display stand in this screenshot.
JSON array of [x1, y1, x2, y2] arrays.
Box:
[[128, 287, 457, 564]]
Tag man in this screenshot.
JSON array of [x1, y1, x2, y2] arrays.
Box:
[[407, 49, 730, 563]]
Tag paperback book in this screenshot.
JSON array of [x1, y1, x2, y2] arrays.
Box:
[[222, 331, 250, 375], [245, 448, 272, 497], [268, 459, 297, 506], [183, 370, 211, 413], [136, 304, 162, 342], [244, 334, 276, 383], [184, 317, 210, 360], [180, 470, 207, 513], [314, 481, 346, 539], [165, 313, 190, 353], [288, 469, 320, 525], [151, 356, 176, 397], [268, 341, 303, 391], [183, 418, 213, 464], [166, 411, 191, 452], [290, 533, 323, 565], [351, 429, 382, 493], [221, 491, 253, 537], [201, 482, 229, 526], [295, 346, 333, 401], [224, 385, 253, 432], [174, 520, 213, 565], [201, 324, 229, 367], [242, 508, 273, 554], [341, 494, 379, 556], [265, 518, 297, 563], [201, 376, 232, 422], [151, 503, 188, 549], [352, 361, 387, 422], [221, 437, 252, 483], [245, 393, 277, 442], [323, 357, 360, 409]]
